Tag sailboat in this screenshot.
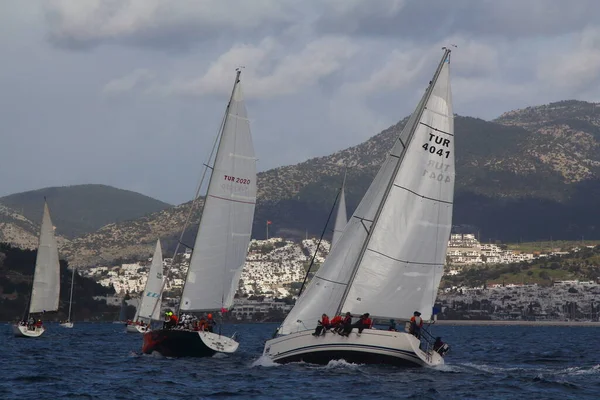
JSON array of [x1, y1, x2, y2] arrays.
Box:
[[263, 48, 455, 367], [331, 171, 348, 249], [127, 240, 164, 333], [13, 200, 61, 338], [142, 69, 257, 357], [60, 267, 75, 328]]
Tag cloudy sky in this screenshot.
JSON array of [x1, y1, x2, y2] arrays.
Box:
[[2, 0, 600, 204]]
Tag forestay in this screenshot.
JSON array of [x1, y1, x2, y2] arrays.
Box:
[[29, 202, 60, 314], [137, 240, 164, 321], [341, 54, 454, 321], [181, 74, 257, 312]]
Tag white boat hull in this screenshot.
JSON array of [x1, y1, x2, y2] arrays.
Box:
[[126, 324, 149, 334], [263, 329, 443, 367], [60, 322, 74, 328], [13, 324, 46, 338]]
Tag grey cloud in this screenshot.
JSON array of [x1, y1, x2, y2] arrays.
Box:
[[315, 0, 600, 41], [44, 0, 298, 51]]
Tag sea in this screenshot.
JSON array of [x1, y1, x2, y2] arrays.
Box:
[[1, 323, 598, 400]]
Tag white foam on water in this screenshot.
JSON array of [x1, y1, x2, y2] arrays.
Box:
[[557, 364, 600, 376], [251, 355, 280, 368], [212, 352, 228, 359], [321, 359, 360, 370]]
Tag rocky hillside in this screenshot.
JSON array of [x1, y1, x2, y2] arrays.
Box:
[[0, 184, 171, 238], [5, 100, 600, 267]]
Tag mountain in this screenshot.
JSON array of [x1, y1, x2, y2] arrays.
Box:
[[0, 184, 171, 238], [12, 100, 600, 267]]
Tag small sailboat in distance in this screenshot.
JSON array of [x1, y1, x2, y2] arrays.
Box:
[[142, 68, 257, 357], [60, 267, 75, 328], [264, 48, 455, 367], [13, 200, 61, 338], [127, 240, 164, 333]]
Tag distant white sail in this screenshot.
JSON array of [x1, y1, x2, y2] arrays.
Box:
[[278, 52, 453, 334], [331, 176, 348, 249], [137, 240, 164, 321], [180, 72, 257, 312], [29, 202, 60, 314]]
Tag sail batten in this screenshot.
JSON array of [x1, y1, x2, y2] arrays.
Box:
[[180, 72, 257, 312], [29, 202, 60, 314], [278, 49, 453, 334]]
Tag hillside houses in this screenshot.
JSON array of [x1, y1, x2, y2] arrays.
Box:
[[447, 234, 535, 266]]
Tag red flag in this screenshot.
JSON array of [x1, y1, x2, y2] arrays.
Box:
[[267, 220, 272, 225]]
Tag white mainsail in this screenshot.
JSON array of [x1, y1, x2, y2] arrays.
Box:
[[331, 174, 348, 248], [29, 201, 61, 314], [180, 71, 257, 312], [137, 240, 164, 321], [278, 50, 453, 334]]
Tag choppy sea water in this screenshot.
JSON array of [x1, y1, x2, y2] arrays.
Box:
[[1, 322, 598, 399]]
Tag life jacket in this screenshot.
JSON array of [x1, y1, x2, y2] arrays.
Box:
[[170, 315, 179, 324], [363, 318, 372, 327], [410, 316, 423, 327], [331, 316, 342, 325], [321, 316, 330, 325]]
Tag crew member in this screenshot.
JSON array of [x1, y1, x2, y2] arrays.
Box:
[[340, 312, 353, 336], [206, 313, 216, 333], [355, 313, 372, 334], [312, 314, 330, 336], [409, 311, 423, 338], [330, 314, 343, 333], [388, 319, 397, 331]]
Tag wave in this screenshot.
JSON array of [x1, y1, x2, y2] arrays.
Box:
[[251, 355, 280, 368]]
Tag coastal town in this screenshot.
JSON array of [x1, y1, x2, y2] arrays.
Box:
[[78, 234, 600, 322]]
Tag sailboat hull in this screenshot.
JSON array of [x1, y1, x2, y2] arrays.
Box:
[[126, 324, 149, 334], [59, 322, 74, 328], [13, 324, 45, 338], [142, 329, 239, 357], [263, 329, 443, 367]]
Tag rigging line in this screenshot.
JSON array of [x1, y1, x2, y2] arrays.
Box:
[[297, 187, 342, 298], [393, 184, 453, 205]]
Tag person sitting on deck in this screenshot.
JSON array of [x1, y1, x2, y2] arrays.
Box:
[[35, 319, 43, 328], [409, 311, 423, 338], [340, 312, 353, 336], [312, 314, 330, 336], [206, 314, 216, 333], [388, 319, 398, 331], [354, 313, 372, 334], [329, 315, 343, 333]]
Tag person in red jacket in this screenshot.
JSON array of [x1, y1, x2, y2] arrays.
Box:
[[409, 311, 423, 338], [330, 315, 343, 334], [312, 313, 330, 336], [355, 313, 372, 334]]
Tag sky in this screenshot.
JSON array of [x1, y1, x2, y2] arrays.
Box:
[[2, 0, 600, 205]]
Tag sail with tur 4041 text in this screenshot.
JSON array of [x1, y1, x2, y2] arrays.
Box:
[[278, 49, 455, 335]]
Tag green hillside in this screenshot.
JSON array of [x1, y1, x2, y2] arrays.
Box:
[[0, 184, 171, 238]]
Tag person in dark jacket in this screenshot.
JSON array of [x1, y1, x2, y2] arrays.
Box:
[[340, 312, 353, 336], [354, 313, 372, 334]]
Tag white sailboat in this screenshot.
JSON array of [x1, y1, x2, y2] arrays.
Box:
[[263, 48, 455, 367], [60, 267, 75, 328], [127, 240, 164, 333], [143, 69, 257, 357], [331, 172, 348, 249], [13, 200, 61, 338]]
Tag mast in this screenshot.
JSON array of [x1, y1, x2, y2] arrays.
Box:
[[336, 48, 452, 316], [176, 68, 244, 315], [67, 267, 75, 322]]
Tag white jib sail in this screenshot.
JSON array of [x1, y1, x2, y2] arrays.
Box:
[[180, 74, 257, 312], [29, 201, 60, 314], [331, 178, 348, 249], [341, 54, 454, 322], [138, 240, 164, 321]]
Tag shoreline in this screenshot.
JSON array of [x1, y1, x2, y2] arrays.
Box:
[[435, 320, 600, 327]]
